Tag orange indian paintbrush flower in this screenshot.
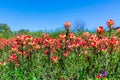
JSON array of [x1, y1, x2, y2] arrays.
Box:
[[64, 21, 71, 30], [117, 28, 120, 34], [0, 61, 6, 66], [107, 19, 114, 29], [83, 32, 90, 38], [97, 26, 104, 34], [52, 56, 58, 63], [96, 74, 102, 79]]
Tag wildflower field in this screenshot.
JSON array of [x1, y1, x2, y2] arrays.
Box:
[[0, 19, 120, 80]]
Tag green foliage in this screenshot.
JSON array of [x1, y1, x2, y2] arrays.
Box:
[[0, 23, 13, 38]]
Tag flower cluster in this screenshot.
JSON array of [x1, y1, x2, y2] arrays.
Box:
[[8, 54, 19, 66]]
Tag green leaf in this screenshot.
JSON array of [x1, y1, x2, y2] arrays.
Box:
[[32, 77, 38, 80]]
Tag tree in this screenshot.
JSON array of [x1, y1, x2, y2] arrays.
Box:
[[0, 23, 13, 38], [18, 29, 30, 34], [74, 19, 87, 32], [0, 23, 12, 33]]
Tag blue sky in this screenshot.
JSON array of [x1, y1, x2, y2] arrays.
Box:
[[0, 0, 120, 31]]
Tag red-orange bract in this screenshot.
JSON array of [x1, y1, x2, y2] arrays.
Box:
[[83, 32, 90, 38], [96, 26, 104, 35], [51, 56, 58, 63], [63, 50, 70, 57], [117, 28, 120, 34], [107, 19, 114, 29], [59, 34, 66, 39], [64, 21, 71, 30], [8, 53, 19, 66], [96, 74, 102, 79], [0, 61, 6, 66]]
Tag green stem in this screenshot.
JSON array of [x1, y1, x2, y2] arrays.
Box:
[[21, 44, 24, 79], [109, 29, 111, 37], [2, 49, 5, 80], [115, 52, 120, 75], [75, 49, 79, 79]]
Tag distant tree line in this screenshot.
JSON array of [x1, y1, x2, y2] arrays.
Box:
[[0, 22, 120, 38]]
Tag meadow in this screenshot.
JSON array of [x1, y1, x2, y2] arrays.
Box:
[[0, 19, 120, 80]]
